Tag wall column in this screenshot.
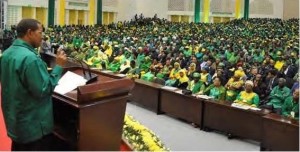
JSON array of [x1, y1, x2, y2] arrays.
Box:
[[58, 0, 65, 25], [244, 0, 249, 19], [194, 0, 201, 23], [96, 0, 102, 25], [88, 0, 95, 25], [235, 0, 242, 18], [48, 0, 55, 27], [203, 0, 210, 23]]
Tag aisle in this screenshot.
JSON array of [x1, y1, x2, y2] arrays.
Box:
[[126, 102, 260, 151]]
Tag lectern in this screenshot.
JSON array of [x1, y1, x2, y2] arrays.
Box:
[[52, 66, 134, 151]]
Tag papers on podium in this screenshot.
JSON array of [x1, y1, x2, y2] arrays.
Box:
[[54, 71, 87, 94]]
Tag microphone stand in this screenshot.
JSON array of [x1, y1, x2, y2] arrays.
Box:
[[67, 57, 98, 84]]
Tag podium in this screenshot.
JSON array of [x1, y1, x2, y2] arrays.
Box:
[[52, 66, 134, 150]]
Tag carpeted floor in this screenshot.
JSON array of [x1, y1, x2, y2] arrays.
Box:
[[126, 102, 260, 151]]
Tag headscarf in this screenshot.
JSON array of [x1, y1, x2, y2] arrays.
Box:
[[245, 80, 254, 87], [178, 70, 189, 83], [193, 72, 201, 78]]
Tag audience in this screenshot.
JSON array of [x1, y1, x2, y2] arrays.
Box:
[[5, 16, 299, 118]]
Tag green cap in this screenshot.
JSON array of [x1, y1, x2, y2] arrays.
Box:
[[193, 72, 201, 78]]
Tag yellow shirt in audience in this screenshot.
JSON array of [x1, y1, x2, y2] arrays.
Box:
[[274, 60, 285, 71]]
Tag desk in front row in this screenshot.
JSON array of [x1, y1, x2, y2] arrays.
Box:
[[160, 87, 203, 127], [129, 79, 163, 114], [261, 113, 299, 151], [202, 100, 271, 142]]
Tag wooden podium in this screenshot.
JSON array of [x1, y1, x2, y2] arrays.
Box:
[[52, 66, 134, 151]]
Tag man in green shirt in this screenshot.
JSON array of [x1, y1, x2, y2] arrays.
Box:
[[282, 89, 299, 119], [0, 19, 67, 150], [264, 78, 291, 114], [187, 72, 205, 94]]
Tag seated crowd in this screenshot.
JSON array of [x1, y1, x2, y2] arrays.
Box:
[[34, 16, 299, 119]]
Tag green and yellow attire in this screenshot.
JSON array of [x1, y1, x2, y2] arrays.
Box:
[[139, 57, 152, 73], [225, 78, 244, 102], [141, 71, 155, 82], [234, 91, 260, 107], [85, 48, 95, 60], [187, 80, 205, 94], [274, 60, 285, 71], [183, 47, 192, 58], [104, 45, 113, 57], [0, 39, 63, 143], [200, 72, 211, 85], [108, 60, 121, 72], [72, 36, 83, 48], [267, 86, 291, 109], [204, 84, 226, 100], [281, 96, 299, 119], [177, 70, 189, 88], [253, 53, 264, 63], [165, 67, 180, 86], [156, 65, 171, 79], [136, 53, 145, 67], [85, 56, 101, 68]]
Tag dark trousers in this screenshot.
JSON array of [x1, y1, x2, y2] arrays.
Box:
[[11, 134, 54, 151]]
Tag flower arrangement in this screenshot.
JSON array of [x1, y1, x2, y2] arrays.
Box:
[[123, 114, 169, 151]]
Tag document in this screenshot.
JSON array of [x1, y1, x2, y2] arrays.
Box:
[[249, 107, 261, 111], [196, 95, 213, 100], [54, 71, 87, 94], [161, 86, 178, 91], [231, 103, 250, 110], [175, 90, 183, 94]]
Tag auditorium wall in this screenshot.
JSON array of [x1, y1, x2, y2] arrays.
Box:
[[8, 0, 48, 8], [4, 0, 300, 27], [283, 0, 299, 19], [7, 0, 48, 27], [249, 0, 283, 19], [117, 0, 168, 22]]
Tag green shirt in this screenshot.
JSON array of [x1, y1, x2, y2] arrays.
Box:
[[136, 53, 145, 67], [183, 49, 192, 58], [187, 80, 205, 94], [141, 72, 155, 82], [108, 61, 121, 72], [204, 85, 226, 101], [72, 37, 83, 48], [236, 91, 260, 107], [0, 39, 63, 143], [282, 96, 299, 119], [268, 86, 291, 108]]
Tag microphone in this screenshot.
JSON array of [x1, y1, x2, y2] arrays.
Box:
[[67, 57, 98, 84]]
